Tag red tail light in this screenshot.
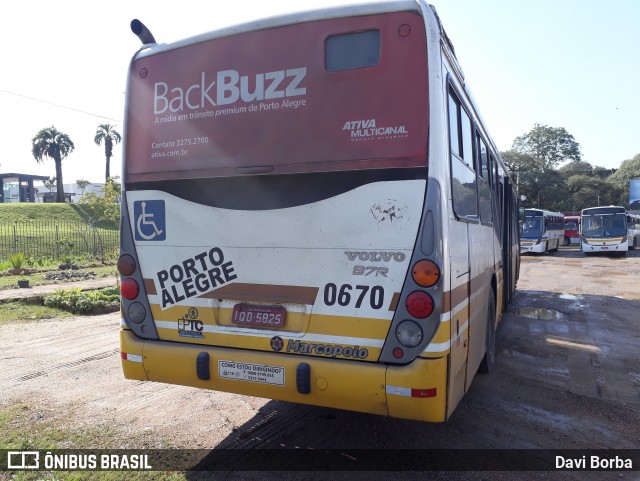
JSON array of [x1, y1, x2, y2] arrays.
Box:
[[121, 279, 139, 300], [405, 291, 434, 318]]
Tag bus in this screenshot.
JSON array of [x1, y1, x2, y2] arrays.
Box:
[[118, 0, 521, 423], [627, 212, 640, 250], [520, 209, 564, 254], [580, 206, 631, 256], [562, 212, 580, 246]]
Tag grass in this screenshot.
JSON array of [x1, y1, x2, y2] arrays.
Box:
[[0, 265, 117, 290], [0, 299, 73, 324], [0, 203, 114, 227], [0, 204, 119, 262], [0, 404, 188, 481]]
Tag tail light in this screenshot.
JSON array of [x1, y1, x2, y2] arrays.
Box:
[[411, 260, 440, 287], [396, 320, 423, 348], [405, 291, 434, 318], [117, 254, 136, 276], [121, 278, 139, 300]]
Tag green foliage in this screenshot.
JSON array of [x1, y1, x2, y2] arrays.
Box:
[[56, 238, 75, 263], [43, 286, 120, 314], [8, 252, 25, 269], [79, 177, 121, 224], [43, 176, 57, 192], [511, 124, 581, 172], [76, 178, 92, 196], [0, 203, 95, 223], [95, 123, 122, 182], [31, 126, 75, 203]]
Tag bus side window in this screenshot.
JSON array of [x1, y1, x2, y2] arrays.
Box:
[[449, 89, 478, 220], [475, 134, 493, 224]]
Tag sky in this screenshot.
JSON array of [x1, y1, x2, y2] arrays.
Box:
[[1, 0, 638, 185]]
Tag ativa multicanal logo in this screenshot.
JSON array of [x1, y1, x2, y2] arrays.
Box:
[[342, 119, 409, 141]]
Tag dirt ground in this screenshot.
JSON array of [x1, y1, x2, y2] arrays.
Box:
[[1, 246, 639, 480]]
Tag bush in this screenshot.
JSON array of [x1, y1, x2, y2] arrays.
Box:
[[8, 252, 25, 270], [43, 286, 120, 314]]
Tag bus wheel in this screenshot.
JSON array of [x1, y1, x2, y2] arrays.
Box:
[[479, 289, 496, 374], [562, 236, 570, 246]]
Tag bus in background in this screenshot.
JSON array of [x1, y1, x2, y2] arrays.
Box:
[[118, 0, 521, 423], [562, 212, 581, 246], [520, 209, 564, 254], [580, 206, 629, 256], [625, 212, 640, 250]]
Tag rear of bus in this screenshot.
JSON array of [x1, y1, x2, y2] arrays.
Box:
[[580, 206, 629, 255], [119, 1, 457, 422], [563, 214, 580, 246]]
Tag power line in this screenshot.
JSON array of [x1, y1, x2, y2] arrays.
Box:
[[0, 89, 121, 123]]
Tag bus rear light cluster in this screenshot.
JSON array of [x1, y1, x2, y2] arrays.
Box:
[[118, 253, 148, 324], [405, 291, 434, 318], [411, 260, 440, 287]]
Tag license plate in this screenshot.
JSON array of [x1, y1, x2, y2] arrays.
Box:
[[601, 246, 609, 250], [231, 303, 286, 328]]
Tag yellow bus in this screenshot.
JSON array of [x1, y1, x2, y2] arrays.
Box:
[[118, 0, 520, 422]]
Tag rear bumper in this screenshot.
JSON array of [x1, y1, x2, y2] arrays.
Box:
[[120, 329, 448, 422]]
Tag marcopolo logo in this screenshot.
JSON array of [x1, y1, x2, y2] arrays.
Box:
[[154, 67, 307, 114], [270, 336, 284, 352], [270, 338, 369, 359]]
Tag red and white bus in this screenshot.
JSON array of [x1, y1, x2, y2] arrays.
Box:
[[118, 0, 520, 422], [562, 212, 580, 246]]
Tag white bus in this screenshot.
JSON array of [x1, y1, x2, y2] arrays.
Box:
[[580, 206, 630, 256], [520, 208, 564, 254], [118, 0, 521, 423], [626, 212, 640, 250]]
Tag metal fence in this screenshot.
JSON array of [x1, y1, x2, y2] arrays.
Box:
[[0, 221, 119, 262]]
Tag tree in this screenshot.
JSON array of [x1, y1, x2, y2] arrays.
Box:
[[511, 124, 581, 172], [80, 176, 121, 224], [607, 153, 640, 205], [76, 179, 91, 197], [31, 126, 75, 203], [43, 177, 57, 193], [566, 175, 622, 210], [94, 124, 122, 182], [559, 160, 593, 179]]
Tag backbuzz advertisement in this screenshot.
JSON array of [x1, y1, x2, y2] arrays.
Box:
[[630, 178, 640, 211]]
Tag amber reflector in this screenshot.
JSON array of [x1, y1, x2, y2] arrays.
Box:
[[412, 260, 440, 287]]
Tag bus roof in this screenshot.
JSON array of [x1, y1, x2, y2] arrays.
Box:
[[581, 206, 626, 215]]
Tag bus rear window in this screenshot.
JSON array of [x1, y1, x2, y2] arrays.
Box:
[[326, 30, 380, 71]]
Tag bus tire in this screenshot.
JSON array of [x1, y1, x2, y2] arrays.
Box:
[[562, 236, 570, 246], [478, 288, 496, 374]]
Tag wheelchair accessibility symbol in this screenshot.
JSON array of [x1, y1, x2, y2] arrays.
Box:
[[134, 200, 166, 241]]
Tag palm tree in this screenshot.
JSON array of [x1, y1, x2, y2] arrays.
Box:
[[94, 124, 122, 182], [31, 126, 75, 203]]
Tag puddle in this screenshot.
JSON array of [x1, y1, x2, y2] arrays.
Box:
[[511, 307, 566, 320], [558, 293, 579, 300]]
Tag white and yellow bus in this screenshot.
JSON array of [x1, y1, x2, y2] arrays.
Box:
[[118, 0, 521, 422], [581, 206, 631, 256], [627, 213, 640, 250], [520, 208, 564, 254]]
